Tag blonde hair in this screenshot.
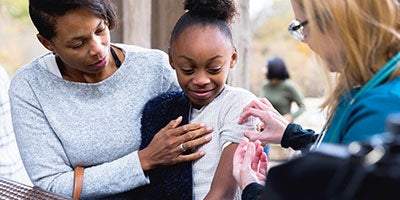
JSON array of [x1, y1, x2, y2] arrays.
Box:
[[297, 0, 400, 127]]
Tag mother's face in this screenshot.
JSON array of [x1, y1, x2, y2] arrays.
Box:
[[38, 8, 111, 76]]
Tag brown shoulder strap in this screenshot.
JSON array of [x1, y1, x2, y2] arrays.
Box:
[[73, 167, 84, 200]]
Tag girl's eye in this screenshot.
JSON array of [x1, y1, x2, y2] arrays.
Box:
[[181, 68, 195, 74], [208, 66, 222, 74]]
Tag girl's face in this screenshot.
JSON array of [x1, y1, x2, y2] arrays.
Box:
[[38, 8, 112, 80], [169, 25, 237, 109], [290, 0, 339, 71]]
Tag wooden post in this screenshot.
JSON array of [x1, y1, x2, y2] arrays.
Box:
[[151, 0, 185, 52], [229, 0, 251, 89], [111, 0, 152, 48]]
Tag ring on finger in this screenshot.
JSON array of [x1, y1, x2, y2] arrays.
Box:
[[179, 143, 186, 153]]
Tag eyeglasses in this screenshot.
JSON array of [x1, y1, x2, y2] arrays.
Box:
[[288, 20, 308, 41]]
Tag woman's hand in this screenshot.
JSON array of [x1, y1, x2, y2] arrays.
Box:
[[138, 116, 213, 171], [239, 98, 289, 144], [233, 138, 268, 190]]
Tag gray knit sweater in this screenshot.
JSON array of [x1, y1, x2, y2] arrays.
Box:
[[9, 44, 179, 199]]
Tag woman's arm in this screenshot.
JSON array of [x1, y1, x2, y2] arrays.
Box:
[[204, 144, 239, 200], [9, 78, 151, 198]]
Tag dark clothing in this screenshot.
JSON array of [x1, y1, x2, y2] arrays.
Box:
[[242, 132, 400, 200], [242, 183, 264, 200], [242, 123, 318, 200], [131, 91, 193, 200], [281, 123, 317, 152], [243, 149, 350, 200]]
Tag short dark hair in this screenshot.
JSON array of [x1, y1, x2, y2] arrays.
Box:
[[266, 57, 290, 80], [29, 0, 118, 40]]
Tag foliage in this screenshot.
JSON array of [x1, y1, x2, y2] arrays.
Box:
[[0, 0, 43, 75], [0, 0, 29, 22]]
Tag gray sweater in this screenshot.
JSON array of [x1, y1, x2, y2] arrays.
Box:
[[9, 44, 179, 199]]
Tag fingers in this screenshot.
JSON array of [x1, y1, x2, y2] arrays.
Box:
[[173, 123, 213, 156], [239, 99, 260, 124], [238, 98, 281, 125], [244, 131, 262, 141], [172, 122, 210, 137], [259, 98, 274, 108], [233, 138, 249, 165], [242, 142, 256, 170], [179, 133, 212, 152], [242, 99, 265, 112], [241, 98, 272, 113], [179, 143, 186, 153], [238, 107, 268, 124], [142, 118, 213, 168], [233, 138, 249, 182], [172, 116, 183, 128], [165, 116, 183, 129], [259, 152, 268, 176], [251, 141, 263, 171], [176, 150, 206, 162], [256, 122, 265, 132]]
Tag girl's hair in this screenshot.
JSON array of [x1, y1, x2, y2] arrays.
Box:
[[296, 0, 400, 125], [266, 57, 290, 80], [169, 0, 238, 46], [29, 0, 118, 40]]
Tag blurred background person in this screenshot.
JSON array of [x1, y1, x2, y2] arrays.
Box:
[[260, 56, 305, 123], [0, 64, 31, 185], [260, 56, 305, 158]]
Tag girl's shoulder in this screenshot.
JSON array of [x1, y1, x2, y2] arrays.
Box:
[[223, 85, 257, 97]]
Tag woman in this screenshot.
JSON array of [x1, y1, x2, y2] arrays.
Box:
[[137, 0, 259, 199], [233, 0, 400, 199], [9, 0, 212, 199], [260, 56, 306, 157], [261, 56, 305, 122]]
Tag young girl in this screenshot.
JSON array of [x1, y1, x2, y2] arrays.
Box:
[[138, 0, 259, 199]]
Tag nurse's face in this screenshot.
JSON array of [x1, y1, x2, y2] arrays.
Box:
[[290, 0, 340, 72]]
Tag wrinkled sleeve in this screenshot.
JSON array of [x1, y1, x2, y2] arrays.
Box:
[[219, 91, 259, 147], [281, 123, 318, 152]]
